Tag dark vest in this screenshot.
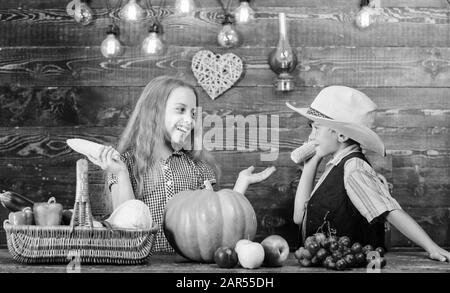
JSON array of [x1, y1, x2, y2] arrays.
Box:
[[304, 152, 386, 249]]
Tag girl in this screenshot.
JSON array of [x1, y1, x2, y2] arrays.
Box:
[[88, 76, 275, 253]]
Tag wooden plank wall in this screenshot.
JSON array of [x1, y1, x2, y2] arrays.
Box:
[[1, 0, 450, 248]]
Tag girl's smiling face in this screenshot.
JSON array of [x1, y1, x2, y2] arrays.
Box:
[[308, 121, 340, 157], [164, 86, 197, 149]]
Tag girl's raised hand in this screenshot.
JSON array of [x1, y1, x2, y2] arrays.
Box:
[[233, 166, 276, 195], [86, 146, 126, 174], [239, 166, 277, 185]]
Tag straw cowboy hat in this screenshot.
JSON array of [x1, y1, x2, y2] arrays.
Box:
[[286, 86, 386, 156]]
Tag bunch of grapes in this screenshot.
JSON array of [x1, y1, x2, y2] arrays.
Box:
[[294, 233, 387, 271]]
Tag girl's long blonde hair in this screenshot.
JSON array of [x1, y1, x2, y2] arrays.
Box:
[[116, 75, 219, 196]]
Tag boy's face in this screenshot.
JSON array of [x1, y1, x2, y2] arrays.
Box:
[[164, 86, 197, 149], [308, 121, 341, 157]]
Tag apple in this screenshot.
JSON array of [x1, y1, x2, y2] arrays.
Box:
[[234, 239, 253, 255], [236, 242, 265, 269], [214, 247, 238, 269], [261, 235, 290, 267]]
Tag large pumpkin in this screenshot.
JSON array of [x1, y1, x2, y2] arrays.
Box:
[[163, 181, 257, 263]]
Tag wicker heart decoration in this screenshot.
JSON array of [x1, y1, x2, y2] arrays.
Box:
[[191, 50, 243, 100]]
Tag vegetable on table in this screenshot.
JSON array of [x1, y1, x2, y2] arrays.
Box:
[[163, 180, 257, 263], [0, 191, 34, 212], [104, 199, 153, 230], [61, 209, 73, 225], [33, 197, 63, 226], [8, 207, 34, 225]]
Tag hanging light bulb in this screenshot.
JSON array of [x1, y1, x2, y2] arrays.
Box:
[[101, 25, 123, 58], [234, 0, 255, 24], [119, 0, 146, 22], [355, 0, 377, 29], [174, 0, 196, 16], [73, 1, 94, 26], [142, 22, 166, 55], [268, 12, 298, 91], [217, 14, 240, 48]]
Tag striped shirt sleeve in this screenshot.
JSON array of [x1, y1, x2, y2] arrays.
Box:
[[344, 157, 402, 223]]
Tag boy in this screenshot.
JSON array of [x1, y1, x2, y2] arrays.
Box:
[[287, 86, 450, 262]]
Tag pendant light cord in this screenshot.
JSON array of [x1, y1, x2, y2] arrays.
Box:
[[104, 0, 123, 26], [146, 0, 166, 21], [217, 0, 233, 15]]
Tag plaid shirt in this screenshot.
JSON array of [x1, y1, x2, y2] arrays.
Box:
[[109, 149, 216, 253]]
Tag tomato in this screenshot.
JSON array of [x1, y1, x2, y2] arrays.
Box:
[[214, 247, 238, 269], [338, 236, 351, 248], [351, 242, 363, 254], [375, 247, 385, 257]]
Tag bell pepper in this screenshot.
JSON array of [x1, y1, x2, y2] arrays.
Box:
[[61, 209, 74, 226], [8, 207, 34, 225], [33, 197, 63, 226]]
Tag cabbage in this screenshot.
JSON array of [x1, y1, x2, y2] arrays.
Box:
[[105, 199, 153, 230]]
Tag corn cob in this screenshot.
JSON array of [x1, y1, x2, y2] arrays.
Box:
[[291, 141, 316, 164]]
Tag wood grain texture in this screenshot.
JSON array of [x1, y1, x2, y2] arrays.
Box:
[[2, 46, 450, 87], [1, 86, 450, 128], [0, 250, 449, 272], [2, 0, 449, 10]]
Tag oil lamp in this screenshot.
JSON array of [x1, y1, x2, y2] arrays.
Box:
[[268, 12, 298, 91]]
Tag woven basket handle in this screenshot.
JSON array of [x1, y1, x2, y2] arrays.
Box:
[[70, 159, 94, 229]]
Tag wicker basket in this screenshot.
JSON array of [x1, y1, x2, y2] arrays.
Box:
[[3, 159, 158, 264]]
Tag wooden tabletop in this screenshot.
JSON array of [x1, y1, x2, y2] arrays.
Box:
[[0, 249, 449, 273]]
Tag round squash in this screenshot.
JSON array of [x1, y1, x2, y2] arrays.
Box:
[[163, 181, 257, 263]]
